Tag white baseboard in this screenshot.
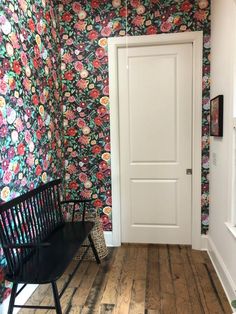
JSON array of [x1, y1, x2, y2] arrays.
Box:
[[207, 236, 236, 308], [1, 284, 38, 314], [104, 231, 114, 246], [201, 234, 208, 250]]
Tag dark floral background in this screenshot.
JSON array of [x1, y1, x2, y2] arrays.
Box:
[[0, 0, 210, 303], [60, 0, 210, 233]]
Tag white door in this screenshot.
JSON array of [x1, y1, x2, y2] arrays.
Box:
[[118, 43, 193, 244]]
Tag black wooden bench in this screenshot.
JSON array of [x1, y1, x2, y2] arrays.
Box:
[[0, 179, 100, 314]]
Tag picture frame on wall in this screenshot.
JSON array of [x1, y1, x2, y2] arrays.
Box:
[[210, 95, 224, 137]]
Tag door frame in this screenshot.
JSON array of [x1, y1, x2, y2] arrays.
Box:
[[108, 31, 203, 249]]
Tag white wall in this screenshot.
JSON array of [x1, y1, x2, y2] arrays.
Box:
[[209, 0, 236, 302]]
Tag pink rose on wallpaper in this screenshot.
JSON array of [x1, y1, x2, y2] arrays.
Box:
[[78, 135, 89, 145], [103, 85, 109, 95], [2, 159, 9, 171], [130, 0, 140, 7], [101, 26, 112, 37], [0, 79, 8, 95], [23, 78, 31, 91], [74, 21, 86, 31], [26, 153, 35, 167], [99, 161, 108, 172], [72, 2, 82, 12], [80, 189, 92, 199], [75, 61, 84, 71], [77, 118, 86, 128], [62, 53, 73, 63], [132, 15, 145, 26], [194, 10, 208, 21], [106, 197, 112, 206], [97, 105, 107, 117], [9, 33, 20, 49], [79, 172, 88, 182], [0, 125, 8, 137], [14, 117, 24, 132], [77, 79, 88, 90], [95, 47, 105, 59], [160, 21, 172, 32], [24, 130, 32, 143], [20, 51, 28, 66]]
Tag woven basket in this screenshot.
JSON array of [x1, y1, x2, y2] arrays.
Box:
[[74, 214, 109, 261]]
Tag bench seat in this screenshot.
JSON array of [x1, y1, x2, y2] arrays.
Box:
[[6, 222, 95, 284]]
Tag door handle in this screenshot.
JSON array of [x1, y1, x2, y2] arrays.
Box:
[[186, 169, 192, 175]]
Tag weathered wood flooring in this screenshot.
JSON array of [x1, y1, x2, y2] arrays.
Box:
[[19, 244, 232, 314]]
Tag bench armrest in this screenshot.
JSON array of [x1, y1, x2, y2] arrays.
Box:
[[61, 199, 94, 222], [4, 242, 51, 249]]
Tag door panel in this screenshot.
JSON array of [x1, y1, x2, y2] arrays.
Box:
[[118, 43, 193, 244]]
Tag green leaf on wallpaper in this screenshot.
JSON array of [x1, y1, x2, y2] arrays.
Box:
[[232, 300, 236, 308]]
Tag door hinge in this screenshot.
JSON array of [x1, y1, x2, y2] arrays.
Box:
[[186, 169, 192, 175]]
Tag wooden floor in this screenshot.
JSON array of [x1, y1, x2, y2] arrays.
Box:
[[19, 244, 232, 314]]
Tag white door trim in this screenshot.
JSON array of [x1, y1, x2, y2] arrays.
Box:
[[108, 31, 203, 249]]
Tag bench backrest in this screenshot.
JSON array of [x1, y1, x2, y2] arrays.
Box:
[[0, 179, 64, 275]]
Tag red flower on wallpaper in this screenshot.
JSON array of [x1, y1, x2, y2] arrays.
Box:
[[88, 30, 98, 40], [91, 0, 100, 8], [67, 127, 77, 136], [28, 18, 35, 32], [92, 59, 101, 69], [32, 94, 39, 105], [17, 143, 25, 156], [94, 199, 103, 208], [12, 60, 21, 74], [92, 144, 102, 154], [89, 88, 100, 99], [96, 172, 104, 180], [181, 1, 193, 12], [69, 181, 79, 190], [62, 12, 73, 22], [94, 116, 103, 126], [119, 7, 129, 17], [64, 71, 74, 80], [146, 25, 157, 34], [35, 165, 42, 176]]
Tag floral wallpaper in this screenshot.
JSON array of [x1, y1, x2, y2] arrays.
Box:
[[60, 0, 210, 233], [0, 0, 62, 303], [0, 0, 210, 304]]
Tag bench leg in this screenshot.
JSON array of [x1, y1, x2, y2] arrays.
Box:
[[51, 281, 62, 314], [8, 283, 18, 314], [88, 234, 100, 264]]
